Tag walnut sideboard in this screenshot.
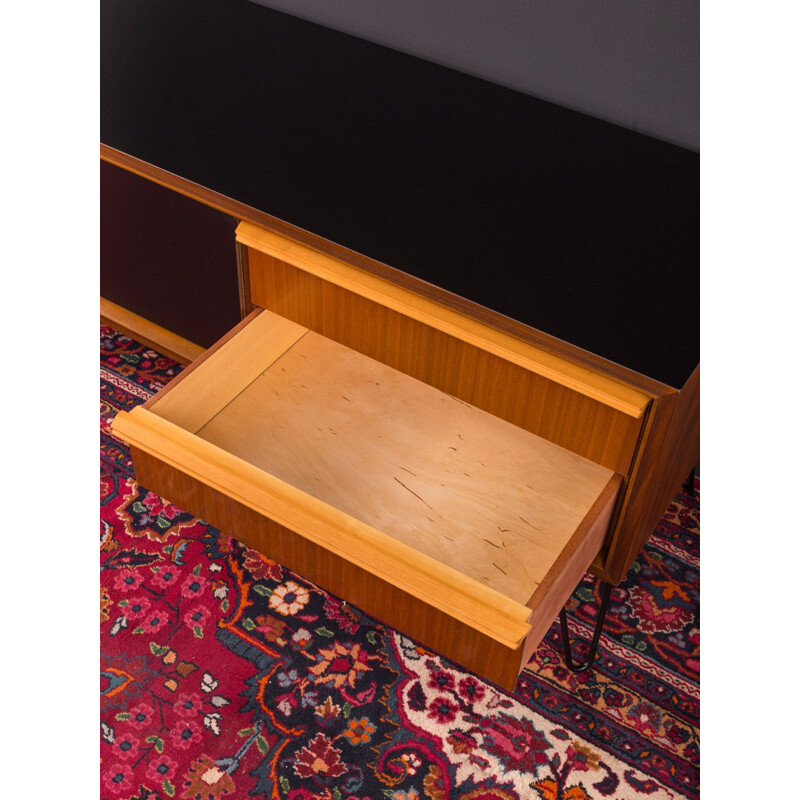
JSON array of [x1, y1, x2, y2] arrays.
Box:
[[102, 0, 698, 690]]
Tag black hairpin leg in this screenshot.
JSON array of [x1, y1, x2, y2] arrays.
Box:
[[682, 464, 697, 496], [559, 581, 613, 672]]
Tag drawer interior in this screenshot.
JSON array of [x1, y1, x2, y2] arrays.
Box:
[[196, 321, 614, 604], [113, 307, 622, 688]]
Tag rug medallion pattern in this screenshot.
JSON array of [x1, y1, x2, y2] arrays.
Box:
[[101, 326, 700, 799]]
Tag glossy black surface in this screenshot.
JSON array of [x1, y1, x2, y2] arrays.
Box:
[[101, 162, 240, 348], [101, 0, 698, 387]]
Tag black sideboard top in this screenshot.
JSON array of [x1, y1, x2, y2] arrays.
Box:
[[101, 0, 699, 389]]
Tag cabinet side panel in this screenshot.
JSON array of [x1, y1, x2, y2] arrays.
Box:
[[129, 446, 526, 691], [249, 250, 643, 475], [599, 365, 699, 583]]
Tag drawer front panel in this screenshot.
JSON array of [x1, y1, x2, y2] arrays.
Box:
[[130, 445, 529, 690], [249, 249, 644, 476]]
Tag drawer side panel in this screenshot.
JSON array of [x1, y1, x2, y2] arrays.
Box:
[[522, 474, 622, 665]]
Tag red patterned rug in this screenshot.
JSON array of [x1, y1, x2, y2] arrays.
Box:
[[100, 325, 699, 800]]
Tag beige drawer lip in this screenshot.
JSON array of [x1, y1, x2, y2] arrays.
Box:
[[112, 307, 622, 668]]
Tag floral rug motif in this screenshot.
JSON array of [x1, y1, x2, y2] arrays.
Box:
[[101, 325, 699, 800]]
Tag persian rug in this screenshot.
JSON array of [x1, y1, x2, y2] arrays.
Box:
[[100, 325, 699, 800]]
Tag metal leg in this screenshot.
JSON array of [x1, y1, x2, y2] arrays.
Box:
[[682, 464, 697, 496], [559, 581, 613, 672]]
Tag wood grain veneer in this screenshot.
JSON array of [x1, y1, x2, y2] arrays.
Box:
[[247, 248, 645, 476]]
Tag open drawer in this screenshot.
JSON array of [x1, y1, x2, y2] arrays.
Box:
[[113, 307, 623, 690]]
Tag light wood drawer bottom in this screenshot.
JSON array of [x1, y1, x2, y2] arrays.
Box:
[[113, 308, 622, 690]]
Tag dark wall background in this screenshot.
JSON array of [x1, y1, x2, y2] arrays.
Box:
[[249, 0, 699, 151]]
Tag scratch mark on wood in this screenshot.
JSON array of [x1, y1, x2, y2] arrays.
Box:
[[519, 516, 539, 530], [483, 538, 501, 549], [393, 477, 440, 516], [492, 562, 507, 575]]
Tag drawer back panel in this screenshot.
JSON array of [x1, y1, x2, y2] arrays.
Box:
[[248, 248, 644, 475]]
